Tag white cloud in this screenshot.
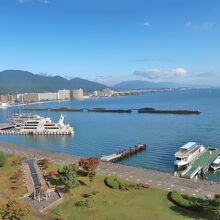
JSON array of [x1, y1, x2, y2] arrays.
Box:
[[133, 67, 187, 80], [185, 21, 214, 30], [143, 21, 151, 27]]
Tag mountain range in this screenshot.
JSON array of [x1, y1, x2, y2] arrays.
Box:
[[0, 70, 107, 94], [0, 70, 196, 94]]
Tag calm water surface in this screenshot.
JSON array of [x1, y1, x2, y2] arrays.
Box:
[[0, 89, 220, 181]]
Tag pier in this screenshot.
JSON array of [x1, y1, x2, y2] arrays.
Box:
[[100, 144, 147, 162], [0, 129, 73, 135], [179, 148, 220, 179]]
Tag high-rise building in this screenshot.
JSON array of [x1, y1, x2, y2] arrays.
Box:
[[38, 92, 58, 101], [71, 89, 84, 99], [22, 93, 39, 103], [58, 89, 70, 100]]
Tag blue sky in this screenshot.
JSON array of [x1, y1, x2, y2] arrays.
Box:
[[0, 0, 219, 86]]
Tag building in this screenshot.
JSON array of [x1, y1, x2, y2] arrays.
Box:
[[22, 93, 39, 103], [58, 89, 70, 100], [0, 94, 17, 103], [38, 92, 58, 101], [71, 89, 84, 99], [103, 88, 114, 97]]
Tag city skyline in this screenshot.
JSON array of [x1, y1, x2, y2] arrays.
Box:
[[0, 0, 219, 86]]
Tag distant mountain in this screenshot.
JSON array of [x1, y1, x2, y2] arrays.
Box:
[[0, 70, 107, 94], [114, 80, 184, 89]]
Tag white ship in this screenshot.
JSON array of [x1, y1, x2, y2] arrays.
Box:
[[174, 142, 205, 168], [210, 155, 220, 171], [9, 113, 41, 125], [2, 113, 74, 135]]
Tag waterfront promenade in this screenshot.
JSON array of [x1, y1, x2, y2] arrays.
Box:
[[0, 141, 219, 199]]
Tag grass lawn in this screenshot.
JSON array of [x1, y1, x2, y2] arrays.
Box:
[[48, 175, 204, 220], [0, 154, 27, 200]]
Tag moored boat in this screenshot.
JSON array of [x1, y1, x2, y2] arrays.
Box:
[[210, 155, 220, 171], [174, 142, 205, 169]]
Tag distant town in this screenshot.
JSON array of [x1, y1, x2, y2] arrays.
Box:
[[0, 87, 178, 107]]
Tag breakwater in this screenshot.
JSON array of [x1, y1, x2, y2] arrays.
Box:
[[138, 107, 201, 114], [22, 107, 201, 115]]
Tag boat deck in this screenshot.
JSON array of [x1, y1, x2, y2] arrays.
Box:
[[181, 148, 220, 179]]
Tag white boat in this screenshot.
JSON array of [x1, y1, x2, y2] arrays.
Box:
[[174, 142, 205, 168], [9, 113, 41, 125], [8, 113, 74, 135], [210, 155, 220, 171]]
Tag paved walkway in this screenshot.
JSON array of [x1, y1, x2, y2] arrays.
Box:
[[0, 141, 219, 199]]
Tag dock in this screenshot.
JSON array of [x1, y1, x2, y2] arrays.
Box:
[[100, 144, 147, 162], [179, 148, 220, 179], [0, 129, 73, 135]]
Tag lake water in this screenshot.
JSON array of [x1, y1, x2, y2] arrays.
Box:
[[0, 89, 220, 181]]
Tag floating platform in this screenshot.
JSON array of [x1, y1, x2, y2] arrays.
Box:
[[179, 148, 220, 179], [100, 144, 147, 162], [0, 129, 73, 136]]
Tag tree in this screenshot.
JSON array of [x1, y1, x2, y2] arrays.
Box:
[[0, 152, 6, 167], [79, 158, 100, 183], [57, 164, 79, 191], [0, 200, 31, 220]]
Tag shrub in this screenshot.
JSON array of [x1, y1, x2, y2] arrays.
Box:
[[105, 176, 149, 190], [41, 158, 49, 165], [48, 170, 57, 177], [105, 176, 120, 189], [170, 191, 192, 208], [0, 152, 6, 167]]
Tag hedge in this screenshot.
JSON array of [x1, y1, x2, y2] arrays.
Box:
[[105, 176, 149, 190], [170, 191, 192, 208]]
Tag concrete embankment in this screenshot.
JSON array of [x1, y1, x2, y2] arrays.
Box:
[[0, 141, 219, 198]]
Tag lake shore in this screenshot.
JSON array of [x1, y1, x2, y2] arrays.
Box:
[[0, 140, 219, 199]]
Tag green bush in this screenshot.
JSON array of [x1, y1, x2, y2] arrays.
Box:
[[105, 176, 149, 190], [105, 176, 120, 189], [0, 152, 6, 167], [170, 191, 192, 208]]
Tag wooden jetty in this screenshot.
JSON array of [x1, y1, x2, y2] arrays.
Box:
[[100, 144, 147, 162], [177, 147, 220, 179]]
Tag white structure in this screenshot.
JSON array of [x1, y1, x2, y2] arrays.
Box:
[[38, 92, 58, 101], [71, 89, 84, 99], [103, 88, 114, 97], [174, 142, 205, 168], [0, 102, 7, 108], [210, 155, 220, 171], [58, 89, 70, 100], [8, 113, 74, 135]]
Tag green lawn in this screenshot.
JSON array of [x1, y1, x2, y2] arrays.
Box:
[[0, 154, 27, 200], [48, 175, 204, 220]]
